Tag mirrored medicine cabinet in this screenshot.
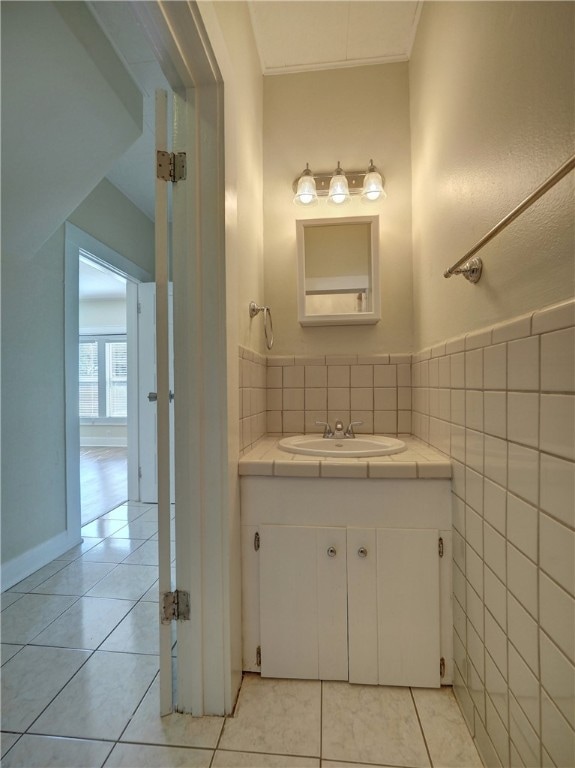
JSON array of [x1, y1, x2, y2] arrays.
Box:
[[296, 215, 380, 326]]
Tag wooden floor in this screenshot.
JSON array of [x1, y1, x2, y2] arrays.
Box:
[[80, 446, 128, 525]]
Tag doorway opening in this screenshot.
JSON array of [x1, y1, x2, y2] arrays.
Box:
[[79, 251, 129, 524]]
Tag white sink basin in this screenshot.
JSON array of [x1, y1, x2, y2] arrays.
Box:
[[279, 434, 407, 457]]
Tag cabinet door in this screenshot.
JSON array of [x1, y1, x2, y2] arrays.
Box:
[[377, 528, 441, 687], [259, 525, 347, 680], [347, 528, 379, 684]]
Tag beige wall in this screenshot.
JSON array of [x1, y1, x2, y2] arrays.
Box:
[[263, 64, 414, 356], [410, 1, 574, 350]]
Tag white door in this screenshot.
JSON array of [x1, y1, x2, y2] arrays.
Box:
[[137, 282, 175, 503]]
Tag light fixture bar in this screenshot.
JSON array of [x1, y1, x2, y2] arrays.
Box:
[[292, 170, 367, 196]]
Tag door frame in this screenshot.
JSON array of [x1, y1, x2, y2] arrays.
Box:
[[64, 223, 152, 532]]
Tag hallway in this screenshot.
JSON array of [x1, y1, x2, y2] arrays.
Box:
[[80, 447, 128, 525], [1, 502, 481, 767]]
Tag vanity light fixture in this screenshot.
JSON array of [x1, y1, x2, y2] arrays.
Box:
[[292, 160, 385, 206]]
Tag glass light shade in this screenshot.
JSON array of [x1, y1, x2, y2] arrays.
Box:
[[361, 169, 386, 201], [293, 168, 318, 206], [328, 165, 350, 205]]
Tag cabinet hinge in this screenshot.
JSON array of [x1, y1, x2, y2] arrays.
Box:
[[438, 537, 444, 558], [440, 657, 446, 678], [161, 590, 190, 622], [254, 531, 260, 551], [156, 150, 187, 183], [256, 645, 261, 667]]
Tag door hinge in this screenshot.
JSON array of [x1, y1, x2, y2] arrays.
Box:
[[138, 466, 142, 479], [438, 537, 444, 558], [161, 590, 190, 622], [256, 645, 261, 667], [137, 301, 142, 314], [440, 657, 446, 678], [156, 150, 187, 182], [254, 531, 260, 551]]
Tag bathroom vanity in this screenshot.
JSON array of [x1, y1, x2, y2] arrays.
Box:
[[239, 437, 453, 689]]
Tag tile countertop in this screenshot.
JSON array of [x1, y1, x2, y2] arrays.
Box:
[[239, 436, 451, 480]]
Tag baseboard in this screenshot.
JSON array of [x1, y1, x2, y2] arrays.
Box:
[[1, 529, 82, 590], [80, 437, 128, 448]]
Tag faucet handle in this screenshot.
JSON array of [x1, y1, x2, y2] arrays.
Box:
[[315, 420, 333, 438], [345, 420, 363, 438]]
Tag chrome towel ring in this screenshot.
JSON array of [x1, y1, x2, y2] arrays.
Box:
[[249, 301, 274, 350]]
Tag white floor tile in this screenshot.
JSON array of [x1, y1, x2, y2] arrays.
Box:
[[1, 645, 91, 732], [1, 594, 79, 644], [1, 733, 21, 758], [86, 564, 158, 601], [121, 540, 158, 566], [219, 674, 321, 757], [29, 651, 158, 741], [30, 597, 136, 650], [100, 601, 160, 655], [322, 682, 430, 767], [80, 538, 145, 564], [31, 561, 117, 596], [1, 644, 23, 666], [109, 520, 158, 540], [100, 503, 154, 522], [121, 677, 224, 748], [321, 762, 395, 768], [81, 519, 129, 539], [1, 592, 23, 611], [1, 734, 112, 768], [412, 688, 483, 767], [141, 581, 159, 602], [137, 507, 159, 524], [105, 743, 212, 767], [7, 561, 70, 593], [213, 751, 319, 767], [56, 537, 103, 561]]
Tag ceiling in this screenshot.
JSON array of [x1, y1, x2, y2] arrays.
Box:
[[79, 257, 126, 301], [249, 1, 422, 74], [88, 1, 422, 224]]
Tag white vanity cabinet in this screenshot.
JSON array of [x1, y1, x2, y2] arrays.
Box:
[[259, 524, 441, 688], [241, 476, 453, 688]]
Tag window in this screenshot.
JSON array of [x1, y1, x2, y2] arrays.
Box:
[[79, 335, 127, 422]]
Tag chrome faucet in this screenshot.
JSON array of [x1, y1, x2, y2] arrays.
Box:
[[316, 419, 364, 439]]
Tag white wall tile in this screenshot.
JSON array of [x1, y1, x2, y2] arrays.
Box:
[[484, 523, 506, 583], [451, 424, 465, 463], [509, 693, 540, 767], [327, 388, 350, 411], [484, 391, 507, 439], [466, 543, 484, 597], [466, 391, 484, 432], [540, 394, 575, 460], [349, 387, 373, 410], [540, 573, 575, 663], [509, 644, 540, 734], [508, 336, 540, 391], [540, 453, 575, 528], [541, 691, 575, 768], [484, 343, 507, 390], [485, 610, 507, 677], [267, 367, 282, 388], [305, 365, 327, 388], [484, 436, 507, 487], [327, 365, 350, 387], [439, 356, 451, 388], [486, 652, 509, 725], [373, 411, 396, 433], [397, 410, 411, 433], [283, 388, 304, 411], [507, 392, 539, 449], [373, 364, 396, 387], [466, 505, 484, 556], [351, 410, 373, 433], [508, 592, 539, 674], [484, 479, 506, 535], [507, 543, 538, 619], [466, 349, 484, 390], [486, 695, 510, 767], [283, 365, 304, 388], [540, 632, 575, 729], [397, 364, 411, 387], [508, 443, 539, 506], [282, 411, 304, 433], [451, 389, 466, 426], [532, 299, 575, 334], [451, 353, 465, 389], [305, 388, 326, 411], [466, 429, 484, 474], [466, 468, 483, 515], [467, 581, 485, 636], [507, 493, 538, 562], [374, 388, 397, 410], [484, 566, 506, 630], [541, 327, 575, 392], [540, 513, 575, 597], [350, 364, 373, 387]]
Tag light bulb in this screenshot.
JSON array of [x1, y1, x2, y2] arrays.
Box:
[[361, 160, 385, 202], [293, 165, 318, 206], [328, 162, 350, 205]]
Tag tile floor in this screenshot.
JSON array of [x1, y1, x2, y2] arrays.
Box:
[[1, 501, 483, 767]]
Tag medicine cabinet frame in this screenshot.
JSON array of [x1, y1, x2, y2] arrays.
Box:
[[296, 215, 381, 327]]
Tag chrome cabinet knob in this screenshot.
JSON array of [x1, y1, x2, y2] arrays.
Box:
[[358, 547, 368, 558], [327, 546, 337, 558]]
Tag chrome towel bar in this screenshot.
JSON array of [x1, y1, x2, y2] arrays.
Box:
[[249, 301, 274, 350], [444, 153, 575, 283]]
